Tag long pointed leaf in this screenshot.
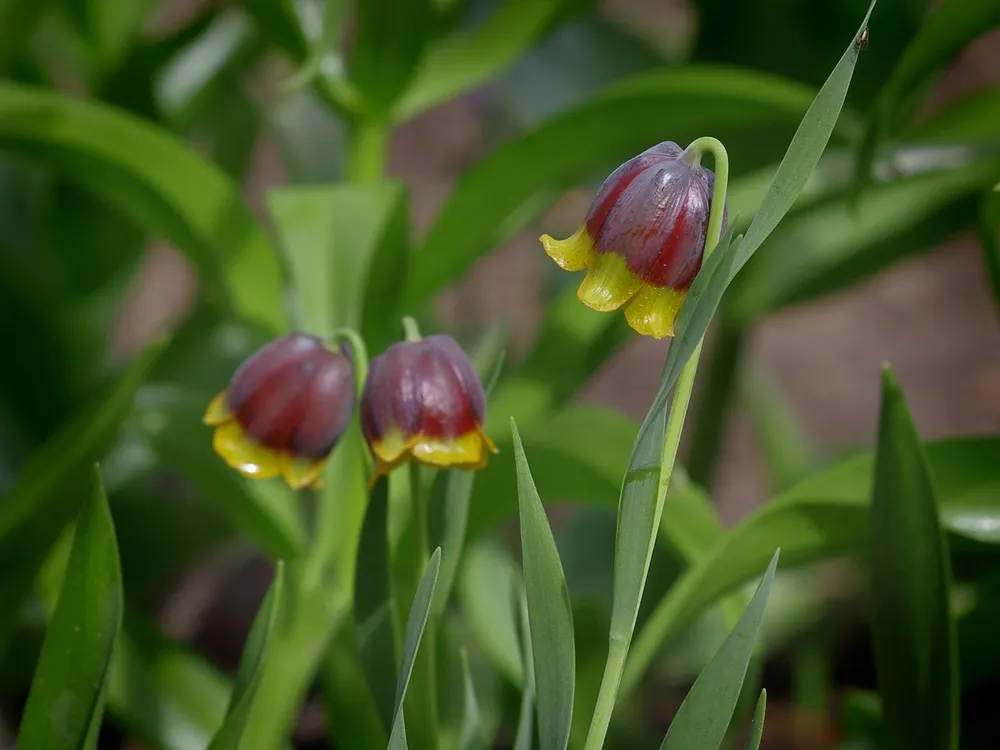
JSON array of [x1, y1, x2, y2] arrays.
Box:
[[511, 418, 575, 750], [743, 690, 767, 750], [388, 547, 443, 750], [17, 465, 123, 750], [660, 551, 779, 750], [869, 368, 958, 750]]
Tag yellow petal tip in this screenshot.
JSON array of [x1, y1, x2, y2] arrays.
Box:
[[540, 226, 595, 272], [623, 285, 686, 340], [577, 252, 642, 312]]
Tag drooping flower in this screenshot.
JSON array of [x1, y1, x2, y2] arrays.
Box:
[[541, 141, 727, 339], [203, 332, 355, 490], [360, 335, 497, 477]]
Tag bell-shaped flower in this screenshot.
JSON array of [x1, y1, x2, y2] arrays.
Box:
[[541, 141, 726, 339], [203, 333, 355, 490], [360, 335, 497, 477]]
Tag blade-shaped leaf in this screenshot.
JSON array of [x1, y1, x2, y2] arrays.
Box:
[[868, 368, 958, 750], [208, 562, 286, 750], [511, 418, 575, 750], [0, 86, 288, 333], [660, 550, 779, 750], [395, 0, 563, 121], [744, 690, 767, 750], [388, 547, 442, 750], [513, 589, 536, 750], [405, 65, 863, 310], [355, 479, 400, 730], [17, 465, 123, 750], [458, 648, 483, 750], [621, 436, 999, 703]]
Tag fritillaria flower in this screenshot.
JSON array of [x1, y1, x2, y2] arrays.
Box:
[[360, 335, 497, 477], [203, 333, 355, 490], [541, 141, 727, 339]]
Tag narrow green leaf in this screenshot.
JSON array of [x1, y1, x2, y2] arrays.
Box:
[[511, 418, 575, 750], [907, 88, 1000, 143], [17, 465, 123, 750], [513, 589, 537, 750], [405, 65, 862, 310], [621, 436, 999, 704], [388, 547, 442, 750], [208, 562, 286, 750], [0, 85, 288, 333], [611, 2, 875, 654], [869, 368, 958, 750], [458, 648, 483, 750], [242, 0, 309, 60], [266, 182, 409, 338], [660, 550, 779, 750], [743, 690, 767, 750], [355, 479, 400, 730], [395, 0, 563, 121], [979, 188, 1000, 315], [856, 0, 1000, 185], [349, 0, 431, 112], [458, 539, 524, 688]]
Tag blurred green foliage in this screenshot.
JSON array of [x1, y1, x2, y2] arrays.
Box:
[[1, 0, 1000, 749]]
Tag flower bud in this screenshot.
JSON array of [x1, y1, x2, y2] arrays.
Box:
[[203, 332, 355, 490], [541, 141, 727, 339], [360, 335, 497, 477]]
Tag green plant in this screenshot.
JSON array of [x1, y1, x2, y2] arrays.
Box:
[[2, 0, 1000, 749]]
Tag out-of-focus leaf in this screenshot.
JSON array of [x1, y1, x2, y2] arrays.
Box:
[[405, 65, 863, 310], [458, 648, 483, 750], [458, 539, 524, 687], [0, 0, 55, 69], [0, 85, 288, 333], [17, 466, 122, 750], [349, 0, 431, 113], [266, 182, 410, 346], [659, 551, 779, 750], [108, 615, 231, 750], [0, 341, 163, 649], [980, 187, 1000, 314], [75, 0, 161, 75], [908, 89, 1000, 144], [209, 563, 286, 750], [731, 156, 1000, 319], [242, 0, 309, 60], [355, 480, 400, 730], [868, 369, 957, 750], [388, 548, 442, 750], [622, 436, 999, 703], [395, 0, 563, 121], [744, 690, 767, 750], [856, 0, 1000, 185], [511, 419, 575, 750], [136, 387, 306, 561]]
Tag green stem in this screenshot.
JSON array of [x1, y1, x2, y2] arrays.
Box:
[[583, 136, 729, 750], [685, 319, 746, 488], [349, 118, 387, 183]]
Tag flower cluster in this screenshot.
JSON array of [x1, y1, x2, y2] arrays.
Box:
[[204, 331, 497, 489]]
